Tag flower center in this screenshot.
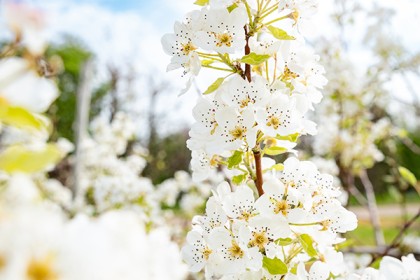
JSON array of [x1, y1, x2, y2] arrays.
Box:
[[240, 211, 252, 221], [250, 232, 269, 249], [321, 219, 331, 231], [266, 116, 281, 129], [229, 126, 246, 140], [273, 199, 289, 215], [290, 10, 300, 23], [26, 256, 58, 280], [240, 97, 251, 108], [202, 247, 212, 260], [228, 241, 244, 258], [181, 41, 197, 55], [216, 33, 233, 47], [210, 155, 221, 167], [0, 255, 6, 271], [282, 66, 299, 80]]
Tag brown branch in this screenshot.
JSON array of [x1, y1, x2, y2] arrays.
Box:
[[368, 207, 420, 266], [243, 26, 251, 82], [253, 150, 264, 196]]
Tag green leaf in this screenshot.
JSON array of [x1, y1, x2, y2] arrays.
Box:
[[0, 103, 47, 131], [232, 174, 246, 185], [194, 0, 209, 6], [203, 77, 225, 95], [227, 150, 243, 169], [227, 3, 238, 12], [240, 53, 271, 65], [290, 264, 298, 275], [275, 237, 293, 246], [263, 257, 288, 275], [267, 26, 296, 40], [264, 146, 287, 156], [276, 133, 300, 142], [0, 144, 63, 173], [298, 234, 317, 258], [398, 166, 417, 186], [271, 163, 284, 171], [201, 59, 214, 66]]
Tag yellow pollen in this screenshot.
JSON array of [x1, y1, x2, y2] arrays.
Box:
[[282, 66, 299, 80], [210, 155, 221, 167], [0, 255, 6, 271], [230, 126, 246, 140], [228, 241, 244, 258], [290, 10, 300, 22], [216, 33, 233, 47], [26, 256, 58, 280], [202, 247, 212, 260], [273, 199, 289, 215], [240, 211, 252, 221], [266, 116, 280, 129], [320, 220, 331, 231], [181, 42, 197, 55], [250, 232, 269, 249], [240, 97, 251, 108]]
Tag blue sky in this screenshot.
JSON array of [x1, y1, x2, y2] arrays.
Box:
[[73, 0, 151, 11]]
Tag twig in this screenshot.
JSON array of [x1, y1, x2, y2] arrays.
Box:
[[359, 170, 385, 246], [368, 207, 420, 266], [400, 136, 420, 155], [73, 59, 94, 200]]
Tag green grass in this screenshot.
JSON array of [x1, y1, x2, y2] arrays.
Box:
[[345, 221, 419, 246]]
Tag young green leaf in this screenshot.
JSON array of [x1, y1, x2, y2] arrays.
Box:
[[194, 0, 209, 6], [240, 53, 271, 65], [275, 237, 293, 246], [227, 150, 243, 169], [201, 59, 214, 66], [398, 166, 417, 186], [203, 77, 225, 95], [298, 234, 318, 258], [0, 144, 63, 173], [0, 104, 47, 132], [276, 133, 300, 142], [267, 26, 296, 40], [271, 163, 284, 171], [227, 3, 238, 12], [262, 257, 288, 275], [232, 174, 247, 185], [264, 146, 287, 156]]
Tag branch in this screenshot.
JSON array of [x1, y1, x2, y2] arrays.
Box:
[[359, 170, 385, 246], [243, 26, 252, 82], [253, 150, 264, 197], [368, 207, 420, 266]]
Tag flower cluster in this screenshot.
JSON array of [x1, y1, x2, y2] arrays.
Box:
[[0, 4, 188, 279], [162, 0, 362, 279], [162, 0, 328, 184], [156, 170, 224, 215], [182, 158, 357, 278], [312, 45, 393, 174], [350, 254, 420, 280], [0, 178, 187, 280], [74, 112, 158, 220]]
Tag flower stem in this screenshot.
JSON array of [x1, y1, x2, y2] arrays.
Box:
[[202, 65, 235, 72]]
